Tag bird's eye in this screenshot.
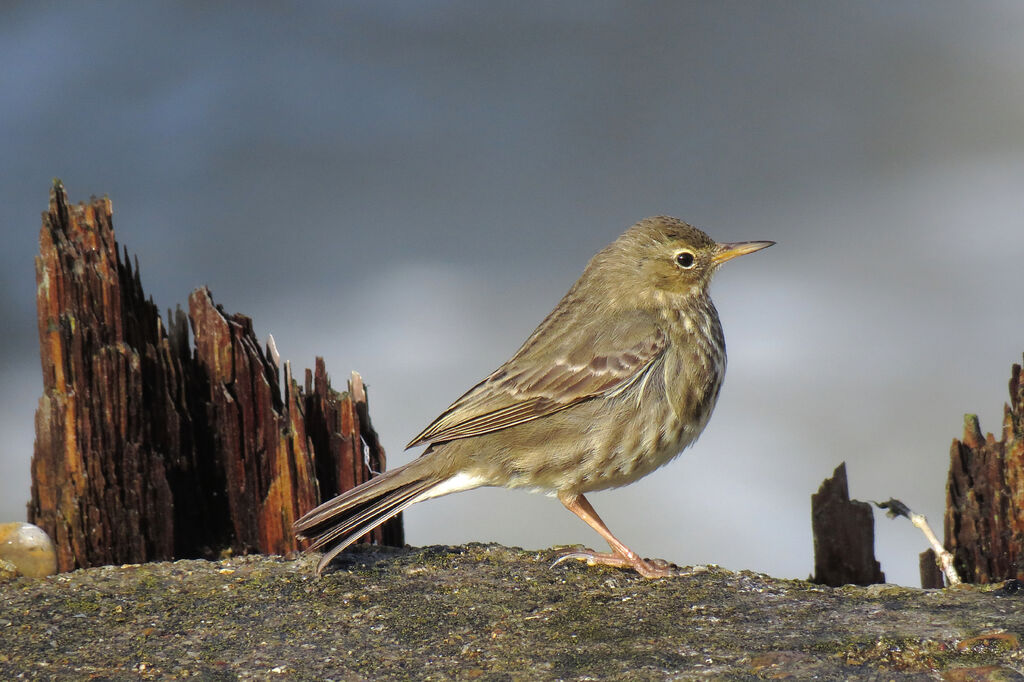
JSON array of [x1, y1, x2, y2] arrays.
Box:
[[675, 251, 695, 268]]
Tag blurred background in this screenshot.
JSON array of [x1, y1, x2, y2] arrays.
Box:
[[2, 2, 1023, 586]]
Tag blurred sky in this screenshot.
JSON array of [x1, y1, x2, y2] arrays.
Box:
[[2, 2, 1023, 586]]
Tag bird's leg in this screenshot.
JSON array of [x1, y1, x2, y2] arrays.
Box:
[[554, 492, 676, 578]]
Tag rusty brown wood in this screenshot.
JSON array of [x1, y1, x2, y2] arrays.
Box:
[[30, 182, 400, 570], [945, 358, 1024, 583], [30, 182, 178, 571]]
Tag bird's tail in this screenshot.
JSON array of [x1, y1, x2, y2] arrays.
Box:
[[293, 457, 442, 574]]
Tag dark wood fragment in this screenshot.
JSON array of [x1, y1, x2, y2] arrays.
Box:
[[919, 549, 944, 589], [811, 462, 885, 586], [944, 359, 1024, 583]]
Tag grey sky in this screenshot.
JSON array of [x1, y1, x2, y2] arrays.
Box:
[[3, 3, 1023, 585]]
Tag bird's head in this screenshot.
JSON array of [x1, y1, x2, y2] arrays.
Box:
[[594, 216, 774, 301]]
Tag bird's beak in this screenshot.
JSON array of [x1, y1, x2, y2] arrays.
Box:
[[712, 240, 775, 265]]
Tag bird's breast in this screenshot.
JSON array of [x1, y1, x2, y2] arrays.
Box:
[[661, 296, 726, 426], [451, 298, 728, 495]]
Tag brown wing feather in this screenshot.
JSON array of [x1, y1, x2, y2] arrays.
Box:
[[406, 317, 666, 448]]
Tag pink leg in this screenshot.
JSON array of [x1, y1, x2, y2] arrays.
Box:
[[555, 492, 676, 578]]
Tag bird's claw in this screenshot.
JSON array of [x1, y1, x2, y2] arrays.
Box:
[[550, 550, 605, 569], [551, 548, 677, 578]]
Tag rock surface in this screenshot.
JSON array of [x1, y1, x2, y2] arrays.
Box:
[[1, 544, 1022, 680]]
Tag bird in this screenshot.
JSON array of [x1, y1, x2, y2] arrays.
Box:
[[294, 216, 773, 578]]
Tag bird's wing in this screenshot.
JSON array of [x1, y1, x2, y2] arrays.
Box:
[[406, 311, 666, 448]]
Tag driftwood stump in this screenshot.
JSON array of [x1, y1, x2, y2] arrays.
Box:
[[945, 357, 1024, 583], [30, 182, 401, 571], [811, 462, 885, 586]]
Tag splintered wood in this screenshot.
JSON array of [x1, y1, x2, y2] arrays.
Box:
[[30, 182, 401, 571], [945, 358, 1024, 583], [32, 186, 177, 570]]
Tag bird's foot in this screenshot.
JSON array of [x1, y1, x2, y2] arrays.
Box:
[[552, 548, 677, 579]]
